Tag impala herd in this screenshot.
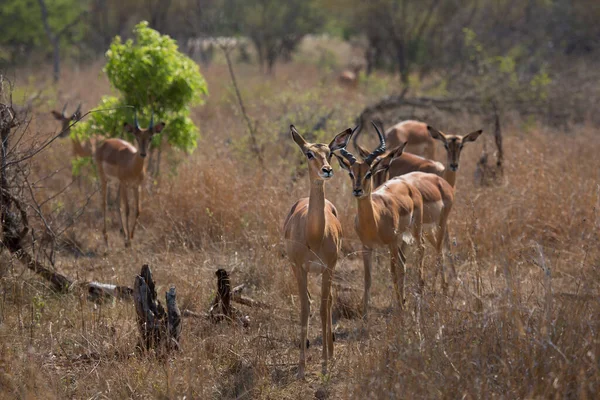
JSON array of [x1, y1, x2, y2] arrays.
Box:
[[52, 103, 481, 379]]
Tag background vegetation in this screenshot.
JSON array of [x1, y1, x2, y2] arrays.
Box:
[[1, 0, 599, 398]]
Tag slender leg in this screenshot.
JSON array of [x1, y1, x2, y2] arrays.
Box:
[[362, 246, 373, 319], [295, 265, 309, 379], [118, 184, 130, 247], [130, 184, 141, 240], [99, 175, 109, 248], [436, 207, 452, 294], [321, 265, 334, 375], [390, 245, 405, 310]]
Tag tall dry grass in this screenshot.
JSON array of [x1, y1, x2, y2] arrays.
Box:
[[0, 58, 599, 399]]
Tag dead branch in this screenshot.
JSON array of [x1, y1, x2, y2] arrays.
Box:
[[134, 264, 181, 352]]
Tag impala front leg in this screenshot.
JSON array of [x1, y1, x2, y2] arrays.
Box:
[[321, 266, 334, 375], [100, 176, 109, 248], [130, 184, 141, 240], [362, 246, 373, 319], [118, 184, 131, 247], [295, 265, 309, 379]]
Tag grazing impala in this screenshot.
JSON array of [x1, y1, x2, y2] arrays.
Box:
[[353, 120, 437, 160], [335, 122, 424, 318], [95, 112, 165, 247], [51, 103, 95, 158], [283, 125, 352, 379]]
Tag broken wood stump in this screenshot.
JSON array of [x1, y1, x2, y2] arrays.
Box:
[[208, 269, 250, 327], [133, 264, 181, 352]]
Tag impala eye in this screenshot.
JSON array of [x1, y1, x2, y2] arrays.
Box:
[[365, 172, 372, 179], [349, 172, 354, 179], [306, 152, 314, 160], [444, 143, 449, 150]]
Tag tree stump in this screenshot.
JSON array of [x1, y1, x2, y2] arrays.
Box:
[[133, 264, 181, 352]]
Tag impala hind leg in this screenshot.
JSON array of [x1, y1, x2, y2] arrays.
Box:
[[321, 265, 334, 375], [294, 265, 309, 379], [361, 246, 373, 319], [390, 245, 406, 310]]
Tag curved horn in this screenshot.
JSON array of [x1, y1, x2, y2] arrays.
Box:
[[73, 103, 82, 118], [149, 110, 154, 130], [364, 121, 386, 165], [134, 108, 140, 130], [339, 148, 357, 165], [351, 122, 363, 151], [62, 102, 68, 117]]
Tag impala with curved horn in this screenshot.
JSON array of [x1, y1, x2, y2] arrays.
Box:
[[95, 110, 165, 247], [353, 119, 437, 161], [51, 103, 96, 158], [335, 122, 425, 318], [283, 125, 353, 379]]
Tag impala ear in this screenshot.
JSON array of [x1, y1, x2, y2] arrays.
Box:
[[334, 154, 351, 172], [290, 125, 307, 149], [463, 129, 483, 143], [427, 125, 446, 142], [329, 128, 353, 152], [51, 111, 63, 120], [123, 122, 137, 133], [153, 122, 166, 133]]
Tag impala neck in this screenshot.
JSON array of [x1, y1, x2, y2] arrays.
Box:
[[356, 194, 379, 239], [443, 169, 457, 188], [133, 152, 149, 178], [306, 180, 326, 250]]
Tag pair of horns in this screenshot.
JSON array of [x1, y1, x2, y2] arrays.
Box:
[[339, 121, 386, 165], [134, 109, 154, 130], [62, 102, 82, 118]]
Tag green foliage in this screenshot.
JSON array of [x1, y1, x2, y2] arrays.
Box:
[[73, 22, 207, 153], [0, 0, 86, 64], [104, 21, 207, 111], [463, 28, 551, 106], [71, 156, 95, 178]]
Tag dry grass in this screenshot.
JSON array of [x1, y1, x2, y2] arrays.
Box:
[[1, 56, 600, 399]]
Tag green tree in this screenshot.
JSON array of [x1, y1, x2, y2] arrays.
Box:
[[72, 21, 208, 155], [0, 0, 86, 70]]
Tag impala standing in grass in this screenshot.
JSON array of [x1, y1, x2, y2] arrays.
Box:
[[283, 125, 352, 379], [95, 112, 164, 248], [335, 122, 425, 318]]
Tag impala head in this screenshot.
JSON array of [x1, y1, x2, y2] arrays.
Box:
[[51, 103, 82, 137], [290, 125, 353, 181], [428, 126, 483, 171], [123, 111, 166, 158], [335, 122, 390, 198]]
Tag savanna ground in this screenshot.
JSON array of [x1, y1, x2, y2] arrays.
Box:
[[1, 41, 600, 399]]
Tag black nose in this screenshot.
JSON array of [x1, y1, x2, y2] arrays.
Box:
[[322, 166, 333, 175], [450, 163, 458, 171], [140, 153, 147, 158], [353, 189, 363, 197]]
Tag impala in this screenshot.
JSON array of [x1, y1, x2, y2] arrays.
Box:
[[335, 122, 425, 318], [338, 64, 362, 88], [354, 140, 445, 188], [51, 103, 95, 158], [427, 125, 483, 188], [283, 125, 352, 379], [353, 119, 437, 160], [95, 112, 165, 248]]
